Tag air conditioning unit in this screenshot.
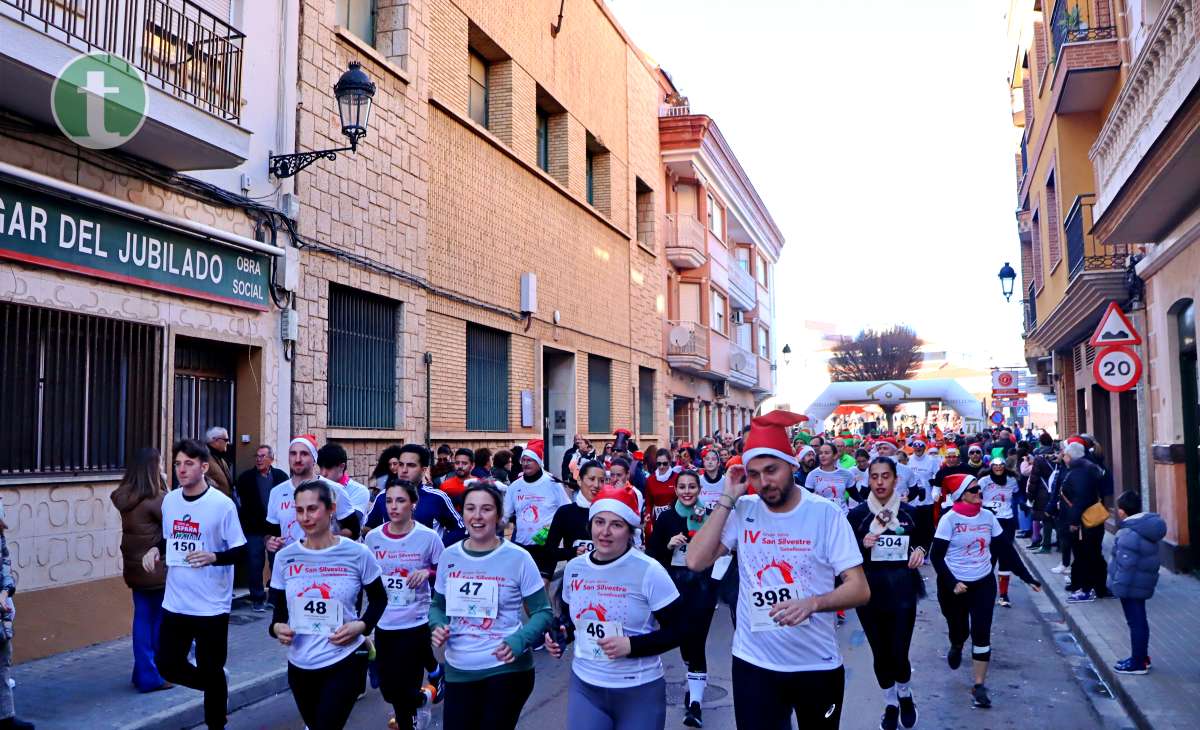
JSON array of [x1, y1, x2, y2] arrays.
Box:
[[731, 310, 745, 325]]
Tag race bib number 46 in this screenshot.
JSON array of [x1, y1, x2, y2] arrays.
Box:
[[574, 619, 622, 661], [445, 577, 498, 619], [871, 534, 910, 562], [749, 582, 805, 632], [291, 597, 343, 636]]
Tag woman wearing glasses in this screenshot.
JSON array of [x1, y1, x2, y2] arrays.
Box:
[[932, 473, 1041, 710]]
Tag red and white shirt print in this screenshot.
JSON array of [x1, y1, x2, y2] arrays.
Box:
[[364, 522, 443, 630], [720, 492, 862, 672], [502, 472, 569, 545], [934, 509, 1004, 582], [977, 476, 1017, 520]]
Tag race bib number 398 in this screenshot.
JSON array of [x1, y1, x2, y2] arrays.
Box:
[[749, 582, 805, 632], [445, 577, 498, 619]]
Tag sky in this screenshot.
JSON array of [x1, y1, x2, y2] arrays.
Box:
[[607, 0, 1028, 405]]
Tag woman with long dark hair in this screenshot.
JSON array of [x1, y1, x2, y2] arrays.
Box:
[[371, 445, 406, 496], [110, 447, 171, 693]]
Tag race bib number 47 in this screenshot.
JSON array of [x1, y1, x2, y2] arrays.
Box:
[[445, 577, 498, 619], [575, 619, 622, 661], [749, 582, 806, 632]]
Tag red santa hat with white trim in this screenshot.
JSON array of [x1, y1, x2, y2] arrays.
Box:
[[742, 410, 809, 467], [941, 473, 978, 507], [289, 434, 319, 459], [589, 485, 641, 527], [522, 439, 545, 466]]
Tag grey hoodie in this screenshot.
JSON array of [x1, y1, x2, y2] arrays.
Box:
[[1107, 512, 1167, 600]]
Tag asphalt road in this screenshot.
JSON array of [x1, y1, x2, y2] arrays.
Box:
[[217, 565, 1133, 730]]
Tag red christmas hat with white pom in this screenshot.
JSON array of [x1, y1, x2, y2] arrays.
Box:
[[742, 410, 809, 467], [942, 473, 978, 506], [522, 439, 545, 466], [589, 485, 641, 526]]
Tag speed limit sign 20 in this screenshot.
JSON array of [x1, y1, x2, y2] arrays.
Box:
[[1093, 345, 1142, 392]]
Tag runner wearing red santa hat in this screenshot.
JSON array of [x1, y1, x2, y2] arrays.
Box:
[[502, 440, 570, 587], [686, 410, 870, 729]]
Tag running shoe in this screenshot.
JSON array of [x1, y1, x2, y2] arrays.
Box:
[[683, 701, 704, 728], [1066, 589, 1096, 603], [998, 594, 1012, 608], [898, 694, 917, 728], [947, 643, 963, 670], [1051, 565, 1070, 574], [1113, 657, 1149, 675], [1028, 541, 1042, 549], [428, 665, 445, 703], [879, 704, 899, 730], [251, 600, 268, 613], [1033, 546, 1053, 554], [415, 706, 433, 730], [971, 684, 991, 709]]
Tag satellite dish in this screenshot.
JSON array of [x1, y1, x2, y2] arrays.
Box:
[[731, 352, 749, 371], [669, 325, 692, 348]]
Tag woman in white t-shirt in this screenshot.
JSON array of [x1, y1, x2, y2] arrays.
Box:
[[978, 459, 1021, 608], [932, 474, 1041, 711], [269, 480, 386, 730], [698, 448, 726, 506], [364, 480, 445, 729], [544, 485, 685, 730], [430, 484, 553, 730]]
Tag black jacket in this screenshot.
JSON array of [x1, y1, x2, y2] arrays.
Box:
[[234, 466, 289, 534], [846, 501, 927, 606], [1061, 458, 1104, 526]]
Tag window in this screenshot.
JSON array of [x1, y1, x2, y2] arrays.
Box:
[[337, 0, 375, 44], [1046, 175, 1061, 267], [639, 367, 655, 434], [588, 355, 611, 433], [736, 246, 751, 271], [466, 324, 509, 431], [0, 302, 162, 475], [468, 51, 489, 127], [711, 289, 727, 336], [706, 193, 723, 238], [328, 285, 398, 429], [586, 149, 596, 205], [679, 282, 702, 323], [758, 324, 771, 359], [635, 178, 655, 253], [537, 109, 550, 172], [756, 254, 769, 288]]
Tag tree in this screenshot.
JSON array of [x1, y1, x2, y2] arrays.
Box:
[[827, 326, 923, 383]]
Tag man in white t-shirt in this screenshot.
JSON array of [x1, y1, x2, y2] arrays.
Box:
[[266, 435, 360, 552], [502, 440, 570, 583], [141, 439, 247, 730], [688, 411, 869, 729]]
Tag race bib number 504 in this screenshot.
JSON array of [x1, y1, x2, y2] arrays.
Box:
[[749, 582, 806, 632]]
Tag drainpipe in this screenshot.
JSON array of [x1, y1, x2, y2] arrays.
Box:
[[424, 352, 433, 447], [1130, 304, 1155, 513]]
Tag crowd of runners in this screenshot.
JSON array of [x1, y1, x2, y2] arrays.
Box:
[[133, 414, 1077, 730]]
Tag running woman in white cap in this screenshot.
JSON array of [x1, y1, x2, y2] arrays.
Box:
[[544, 485, 686, 730], [933, 473, 1041, 709], [687, 411, 870, 729]]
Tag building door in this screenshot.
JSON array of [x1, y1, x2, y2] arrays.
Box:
[[173, 337, 236, 454], [673, 397, 692, 444], [1177, 301, 1199, 567], [1118, 390, 1141, 493], [1075, 388, 1087, 438], [1091, 385, 1113, 467], [542, 348, 575, 481]]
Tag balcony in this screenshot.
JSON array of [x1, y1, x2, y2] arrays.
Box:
[[1065, 194, 1131, 281], [1, 0, 250, 169], [752, 355, 775, 396], [1049, 0, 1120, 114], [664, 213, 707, 270], [728, 262, 756, 311], [666, 320, 710, 374], [727, 340, 757, 389]]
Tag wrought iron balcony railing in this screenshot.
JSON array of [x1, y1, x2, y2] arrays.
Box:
[[1050, 0, 1117, 66]]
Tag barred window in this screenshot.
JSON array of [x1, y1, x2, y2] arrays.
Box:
[[0, 303, 162, 476], [328, 285, 398, 429], [639, 367, 655, 434], [467, 324, 509, 431], [588, 355, 611, 433]]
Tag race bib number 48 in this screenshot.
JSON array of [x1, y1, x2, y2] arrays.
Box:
[[291, 597, 343, 636], [445, 577, 498, 619], [871, 534, 910, 562], [749, 582, 806, 632], [574, 619, 622, 661]]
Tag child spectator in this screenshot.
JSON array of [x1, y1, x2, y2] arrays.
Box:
[[1107, 491, 1166, 675], [0, 502, 34, 728]]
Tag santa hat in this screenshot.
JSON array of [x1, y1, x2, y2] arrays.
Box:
[[589, 485, 641, 527], [290, 434, 319, 459], [795, 445, 815, 462], [1066, 436, 1087, 447], [522, 440, 544, 466], [743, 410, 808, 467], [942, 473, 977, 505], [613, 428, 632, 452], [877, 436, 899, 448], [725, 454, 742, 469]]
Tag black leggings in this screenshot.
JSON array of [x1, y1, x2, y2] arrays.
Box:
[[913, 505, 934, 551], [936, 575, 996, 662], [672, 569, 718, 674], [856, 600, 917, 688], [995, 517, 1019, 573], [443, 669, 535, 730], [158, 610, 229, 730], [376, 624, 432, 726], [731, 657, 844, 729], [287, 648, 369, 730]]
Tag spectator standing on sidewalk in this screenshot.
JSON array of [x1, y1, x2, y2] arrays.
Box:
[[1060, 439, 1109, 602], [204, 427, 235, 498], [0, 502, 33, 729], [111, 447, 172, 692], [234, 445, 288, 612], [1107, 491, 1166, 675]]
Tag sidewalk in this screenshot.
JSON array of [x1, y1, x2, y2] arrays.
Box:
[[13, 596, 288, 730], [1019, 534, 1200, 729]]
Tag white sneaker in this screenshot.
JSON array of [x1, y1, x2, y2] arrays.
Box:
[[1051, 565, 1070, 574], [416, 707, 432, 730]]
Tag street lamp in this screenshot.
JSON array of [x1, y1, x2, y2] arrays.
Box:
[[782, 343, 792, 366], [998, 262, 1017, 302], [269, 62, 377, 179]]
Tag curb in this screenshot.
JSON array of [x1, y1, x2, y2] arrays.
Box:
[[123, 667, 289, 730], [1017, 543, 1151, 730]]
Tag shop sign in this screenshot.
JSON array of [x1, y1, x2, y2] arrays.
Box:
[[0, 179, 270, 310]]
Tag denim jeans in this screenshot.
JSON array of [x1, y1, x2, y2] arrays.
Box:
[[131, 588, 166, 692], [1120, 597, 1149, 662], [244, 533, 268, 603]]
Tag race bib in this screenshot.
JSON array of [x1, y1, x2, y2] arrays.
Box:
[[165, 537, 200, 567], [574, 619, 623, 661], [652, 504, 670, 519], [671, 541, 689, 567], [445, 577, 498, 619], [384, 575, 416, 606], [989, 494, 1007, 513], [291, 597, 343, 636], [572, 539, 595, 554], [871, 534, 910, 562], [749, 582, 805, 632], [711, 554, 733, 581]]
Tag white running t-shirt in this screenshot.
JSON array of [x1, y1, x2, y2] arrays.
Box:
[[561, 548, 679, 688], [502, 472, 569, 545], [934, 509, 1004, 582], [699, 473, 726, 507], [265, 477, 357, 546], [977, 476, 1017, 520], [365, 522, 444, 630], [719, 492, 862, 672], [804, 467, 856, 513], [161, 487, 247, 616]]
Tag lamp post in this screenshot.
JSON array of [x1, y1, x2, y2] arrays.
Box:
[[782, 343, 792, 367], [998, 262, 1017, 302], [269, 62, 377, 179]]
